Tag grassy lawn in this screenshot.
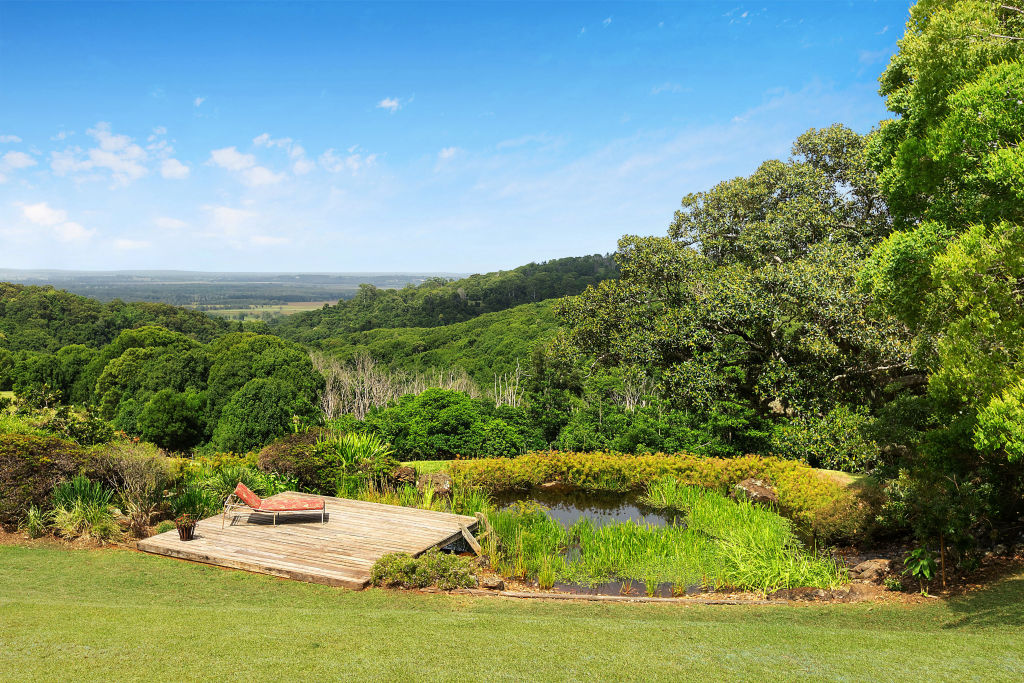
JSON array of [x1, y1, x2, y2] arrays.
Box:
[[1, 545, 1022, 681], [402, 459, 453, 474]]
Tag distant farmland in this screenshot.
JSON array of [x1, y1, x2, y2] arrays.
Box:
[[202, 301, 336, 321]]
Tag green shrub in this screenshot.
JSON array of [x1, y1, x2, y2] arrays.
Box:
[[23, 505, 47, 538], [155, 520, 176, 534], [169, 484, 218, 520], [770, 406, 881, 473], [0, 433, 87, 527], [370, 549, 476, 590], [50, 475, 121, 542], [257, 429, 397, 495], [88, 441, 172, 536], [451, 450, 874, 542]]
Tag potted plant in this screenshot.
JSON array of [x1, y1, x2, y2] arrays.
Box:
[[174, 512, 199, 541], [169, 486, 215, 542]]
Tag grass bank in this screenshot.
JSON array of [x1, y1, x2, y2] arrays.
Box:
[[1, 544, 1022, 681]]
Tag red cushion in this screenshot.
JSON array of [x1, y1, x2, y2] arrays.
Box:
[[258, 497, 325, 512], [233, 482, 263, 509]]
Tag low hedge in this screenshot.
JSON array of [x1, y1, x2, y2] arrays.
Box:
[[450, 450, 877, 543], [0, 433, 88, 527]]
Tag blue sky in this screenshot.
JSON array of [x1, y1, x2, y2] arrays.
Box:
[[0, 1, 909, 272]]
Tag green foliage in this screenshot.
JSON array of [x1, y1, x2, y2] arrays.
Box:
[[770, 405, 881, 472], [488, 484, 844, 593], [452, 451, 872, 542], [50, 475, 120, 542], [137, 389, 206, 451], [23, 505, 46, 538], [366, 388, 527, 460], [212, 378, 317, 453], [0, 433, 87, 527], [168, 484, 218, 520], [903, 547, 938, 594], [0, 282, 232, 354], [370, 549, 476, 590], [556, 126, 909, 456], [316, 301, 561, 387], [274, 255, 617, 344]]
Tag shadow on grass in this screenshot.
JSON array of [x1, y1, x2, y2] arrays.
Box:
[[941, 572, 1024, 630]]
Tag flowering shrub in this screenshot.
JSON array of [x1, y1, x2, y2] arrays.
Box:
[[451, 450, 874, 542]]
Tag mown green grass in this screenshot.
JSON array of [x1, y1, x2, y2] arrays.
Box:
[[1, 544, 1022, 681]]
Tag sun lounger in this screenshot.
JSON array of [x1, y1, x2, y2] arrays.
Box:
[[222, 483, 326, 527]]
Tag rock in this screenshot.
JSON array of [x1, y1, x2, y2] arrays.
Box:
[[479, 576, 505, 591], [392, 466, 417, 486], [418, 472, 453, 498], [733, 478, 779, 506], [849, 558, 892, 582]]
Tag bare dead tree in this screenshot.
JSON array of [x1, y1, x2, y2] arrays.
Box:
[[493, 360, 524, 408]]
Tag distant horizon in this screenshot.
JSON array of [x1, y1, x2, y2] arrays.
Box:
[[0, 1, 910, 271]]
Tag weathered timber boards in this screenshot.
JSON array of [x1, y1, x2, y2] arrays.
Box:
[[137, 493, 479, 589]]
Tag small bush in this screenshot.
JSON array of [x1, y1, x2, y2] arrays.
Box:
[[257, 429, 397, 495], [23, 505, 47, 538], [169, 484, 218, 520], [0, 433, 87, 528], [50, 475, 121, 542], [370, 549, 476, 590], [155, 520, 176, 534]]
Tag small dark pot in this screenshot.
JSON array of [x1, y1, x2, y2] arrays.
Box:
[[177, 524, 196, 541]]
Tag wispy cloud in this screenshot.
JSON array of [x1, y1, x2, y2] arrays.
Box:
[[438, 147, 459, 160], [377, 97, 401, 112], [320, 147, 378, 173], [194, 96, 205, 107], [154, 216, 188, 230], [0, 150, 37, 182], [0, 134, 22, 144], [603, 17, 612, 27], [208, 146, 283, 185], [50, 122, 148, 186]]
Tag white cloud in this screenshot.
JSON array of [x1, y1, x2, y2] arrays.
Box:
[[0, 151, 36, 182], [377, 97, 401, 112], [50, 122, 148, 185], [253, 133, 293, 148], [194, 96, 205, 107], [603, 17, 612, 26], [208, 146, 283, 185], [155, 216, 188, 230], [50, 131, 72, 141], [19, 202, 95, 242], [209, 146, 256, 171], [0, 134, 21, 144], [21, 202, 66, 226], [438, 147, 459, 160], [244, 166, 284, 185], [53, 222, 93, 242], [113, 238, 151, 250], [320, 148, 378, 173], [292, 157, 315, 175], [160, 158, 190, 179], [151, 126, 167, 137]]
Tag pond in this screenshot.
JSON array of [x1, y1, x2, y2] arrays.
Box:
[[490, 486, 681, 528]]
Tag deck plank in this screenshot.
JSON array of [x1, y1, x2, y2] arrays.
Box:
[[137, 492, 478, 589]]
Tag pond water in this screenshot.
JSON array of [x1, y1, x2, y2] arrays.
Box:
[[491, 487, 681, 528]]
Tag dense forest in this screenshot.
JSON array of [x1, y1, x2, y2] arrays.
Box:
[[4, 0, 1024, 558], [270, 254, 617, 342]]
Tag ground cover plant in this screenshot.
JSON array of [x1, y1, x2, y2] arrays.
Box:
[[1, 544, 1022, 681]]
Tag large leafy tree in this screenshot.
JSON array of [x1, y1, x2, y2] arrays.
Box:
[[863, 1, 1024, 464], [558, 125, 909, 424]]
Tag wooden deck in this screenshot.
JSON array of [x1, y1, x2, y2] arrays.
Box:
[[137, 492, 479, 589]]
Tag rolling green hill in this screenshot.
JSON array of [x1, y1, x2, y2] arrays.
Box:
[[271, 254, 615, 344]]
